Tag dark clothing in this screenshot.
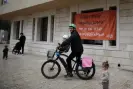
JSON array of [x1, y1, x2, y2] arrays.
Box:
[[61, 30, 83, 74], [59, 44, 70, 52], [67, 52, 83, 73], [3, 48, 9, 59], [3, 53, 8, 59], [3, 48, 8, 54], [61, 31, 83, 53], [21, 43, 25, 54], [19, 35, 26, 44], [102, 81, 109, 89], [19, 35, 26, 54]]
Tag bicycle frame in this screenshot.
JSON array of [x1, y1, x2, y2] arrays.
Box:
[[48, 43, 80, 73], [54, 52, 77, 72]]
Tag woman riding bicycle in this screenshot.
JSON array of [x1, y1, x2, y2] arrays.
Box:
[[60, 23, 84, 78], [41, 24, 95, 79]]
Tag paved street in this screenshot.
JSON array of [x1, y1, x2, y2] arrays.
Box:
[[0, 44, 133, 89]]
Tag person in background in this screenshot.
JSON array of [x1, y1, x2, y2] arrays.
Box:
[[19, 33, 26, 55], [101, 61, 110, 89], [3, 45, 9, 60]]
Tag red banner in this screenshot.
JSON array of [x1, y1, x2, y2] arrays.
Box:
[[75, 10, 116, 40]]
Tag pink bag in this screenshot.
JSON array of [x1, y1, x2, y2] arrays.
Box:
[[82, 56, 93, 68]]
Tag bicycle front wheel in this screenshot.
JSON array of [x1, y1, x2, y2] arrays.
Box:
[[41, 60, 61, 79]]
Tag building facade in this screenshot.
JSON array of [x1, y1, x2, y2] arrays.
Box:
[[0, 0, 133, 68]]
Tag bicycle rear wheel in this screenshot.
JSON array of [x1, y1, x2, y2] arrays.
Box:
[[41, 60, 61, 79], [76, 62, 95, 80]]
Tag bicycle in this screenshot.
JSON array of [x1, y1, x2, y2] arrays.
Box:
[[41, 43, 96, 80]]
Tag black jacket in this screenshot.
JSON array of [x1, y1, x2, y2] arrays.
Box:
[[3, 48, 9, 53], [61, 30, 83, 53], [19, 35, 26, 44]]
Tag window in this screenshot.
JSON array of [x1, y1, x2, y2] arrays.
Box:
[[37, 17, 48, 41], [32, 18, 35, 41], [35, 15, 55, 42], [81, 8, 103, 45], [109, 6, 117, 46], [50, 15, 55, 42], [13, 21, 20, 40], [1, 0, 7, 5]]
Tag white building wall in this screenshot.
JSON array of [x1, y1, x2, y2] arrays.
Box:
[[54, 8, 70, 43], [0, 0, 53, 15], [9, 0, 133, 68]]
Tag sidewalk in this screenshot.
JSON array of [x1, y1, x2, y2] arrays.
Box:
[[0, 44, 133, 89]]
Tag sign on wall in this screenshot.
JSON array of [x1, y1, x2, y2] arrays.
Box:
[[75, 10, 116, 40]]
